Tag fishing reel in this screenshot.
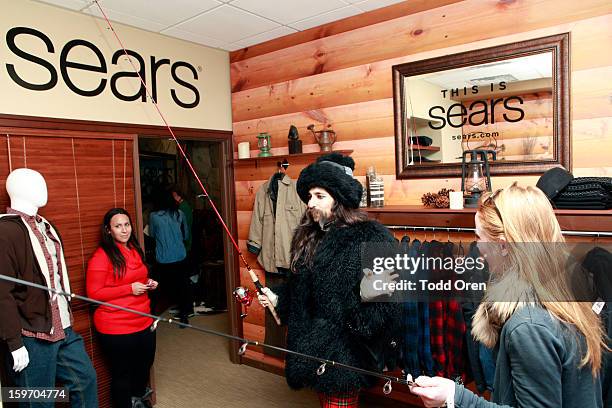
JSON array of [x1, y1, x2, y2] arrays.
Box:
[[233, 286, 254, 319]]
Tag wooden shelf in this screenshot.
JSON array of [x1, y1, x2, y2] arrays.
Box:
[[407, 144, 440, 152], [364, 205, 612, 232], [233, 149, 353, 168], [408, 159, 442, 164]]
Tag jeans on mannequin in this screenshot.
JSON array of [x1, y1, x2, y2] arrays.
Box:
[[10, 328, 98, 408]]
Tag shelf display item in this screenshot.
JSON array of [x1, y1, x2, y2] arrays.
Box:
[[461, 150, 495, 208], [307, 123, 336, 152], [238, 141, 250, 159], [288, 125, 302, 154], [257, 132, 272, 157], [367, 166, 384, 208]]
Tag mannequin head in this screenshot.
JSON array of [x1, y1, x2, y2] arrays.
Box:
[[6, 168, 48, 216]]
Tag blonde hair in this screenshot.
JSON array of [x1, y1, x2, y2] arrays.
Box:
[[478, 182, 607, 374]]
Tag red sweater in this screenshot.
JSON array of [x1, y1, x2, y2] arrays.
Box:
[[86, 245, 153, 334]]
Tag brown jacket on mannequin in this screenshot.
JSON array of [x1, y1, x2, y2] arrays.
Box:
[[0, 215, 71, 351]]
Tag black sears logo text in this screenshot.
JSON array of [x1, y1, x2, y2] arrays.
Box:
[[5, 26, 200, 108]]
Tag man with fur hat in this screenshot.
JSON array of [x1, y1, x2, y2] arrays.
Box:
[[258, 153, 401, 407]]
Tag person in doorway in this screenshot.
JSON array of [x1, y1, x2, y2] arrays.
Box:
[[257, 153, 401, 408], [0, 168, 98, 407], [409, 183, 607, 408], [86, 208, 157, 408], [170, 185, 207, 313], [148, 189, 193, 324], [170, 186, 193, 254]]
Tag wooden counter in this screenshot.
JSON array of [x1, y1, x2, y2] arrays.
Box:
[[364, 206, 612, 233]]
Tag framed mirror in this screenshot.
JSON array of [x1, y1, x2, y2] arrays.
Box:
[[392, 33, 570, 179]]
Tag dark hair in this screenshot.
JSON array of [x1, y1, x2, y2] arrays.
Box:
[[290, 198, 367, 272], [100, 208, 145, 279], [169, 184, 186, 200], [152, 188, 180, 219]]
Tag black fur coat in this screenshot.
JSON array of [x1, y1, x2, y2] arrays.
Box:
[[274, 220, 401, 394]]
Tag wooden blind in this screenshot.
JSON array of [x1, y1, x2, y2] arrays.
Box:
[[0, 129, 137, 408]]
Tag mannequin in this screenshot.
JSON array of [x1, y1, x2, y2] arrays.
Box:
[[0, 168, 97, 407], [5, 169, 47, 372]]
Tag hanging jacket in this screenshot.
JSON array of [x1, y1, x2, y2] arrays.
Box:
[[248, 174, 305, 273], [462, 242, 494, 393], [428, 241, 447, 376], [401, 237, 420, 376], [415, 240, 434, 376], [443, 242, 466, 381]]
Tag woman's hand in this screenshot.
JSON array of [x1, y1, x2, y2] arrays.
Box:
[[146, 279, 158, 290], [409, 376, 456, 407], [258, 287, 278, 308], [132, 282, 148, 295]]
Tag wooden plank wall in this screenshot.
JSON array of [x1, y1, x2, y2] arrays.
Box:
[[0, 131, 136, 408], [230, 0, 612, 365]]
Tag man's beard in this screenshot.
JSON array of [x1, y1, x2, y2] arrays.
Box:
[[308, 208, 332, 230]]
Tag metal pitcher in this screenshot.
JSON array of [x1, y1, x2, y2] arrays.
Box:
[[307, 124, 336, 152]]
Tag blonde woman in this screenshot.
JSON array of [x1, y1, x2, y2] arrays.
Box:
[[411, 183, 607, 408]]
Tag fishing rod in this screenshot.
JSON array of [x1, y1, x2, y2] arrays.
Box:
[[91, 0, 280, 325], [0, 272, 413, 394]]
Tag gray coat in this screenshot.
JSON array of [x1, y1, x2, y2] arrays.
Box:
[[455, 305, 603, 408]]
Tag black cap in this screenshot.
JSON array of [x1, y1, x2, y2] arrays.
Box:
[[536, 167, 574, 200]]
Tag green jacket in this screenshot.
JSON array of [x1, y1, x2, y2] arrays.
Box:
[[455, 305, 603, 408]]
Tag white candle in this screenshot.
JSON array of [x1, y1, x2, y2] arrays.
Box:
[[238, 142, 250, 159], [449, 191, 464, 210]]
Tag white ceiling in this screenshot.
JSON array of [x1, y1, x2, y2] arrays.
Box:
[[34, 0, 406, 51]]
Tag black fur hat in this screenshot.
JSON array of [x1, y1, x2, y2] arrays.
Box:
[[297, 153, 363, 208]]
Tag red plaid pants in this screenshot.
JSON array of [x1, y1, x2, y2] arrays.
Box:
[[317, 392, 359, 407]]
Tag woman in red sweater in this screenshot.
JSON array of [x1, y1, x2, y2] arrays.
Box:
[[87, 208, 158, 408]]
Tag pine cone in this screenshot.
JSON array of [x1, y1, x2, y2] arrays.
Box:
[[423, 189, 455, 208], [438, 188, 454, 198], [421, 192, 436, 207], [434, 195, 450, 208]]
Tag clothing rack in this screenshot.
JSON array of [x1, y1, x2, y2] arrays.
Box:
[[384, 225, 612, 238]]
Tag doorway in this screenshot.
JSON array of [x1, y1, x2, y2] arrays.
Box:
[[138, 136, 228, 319]]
